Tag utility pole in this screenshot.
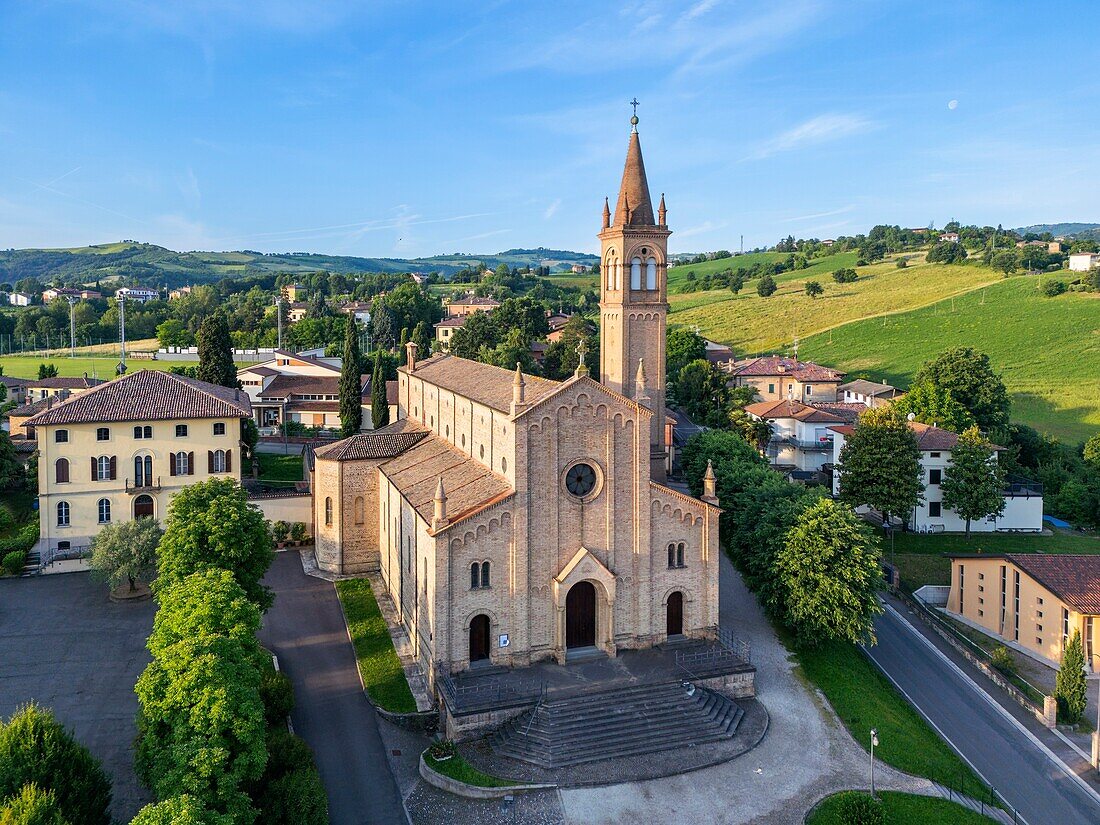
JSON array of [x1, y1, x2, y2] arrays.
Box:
[[67, 296, 77, 358], [117, 294, 128, 375], [275, 296, 283, 350]]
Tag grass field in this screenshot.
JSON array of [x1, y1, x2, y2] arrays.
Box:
[[667, 257, 1000, 355], [335, 578, 417, 714], [256, 452, 305, 486], [807, 791, 998, 824], [802, 276, 1100, 443], [0, 355, 252, 380], [667, 250, 861, 291]]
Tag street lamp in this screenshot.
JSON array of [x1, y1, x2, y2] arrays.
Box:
[[869, 728, 879, 797]]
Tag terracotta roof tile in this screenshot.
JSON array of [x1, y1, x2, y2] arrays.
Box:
[[1005, 555, 1100, 615], [401, 354, 559, 413], [313, 419, 429, 461], [613, 131, 655, 226], [728, 356, 844, 382], [23, 369, 251, 426], [808, 401, 867, 423], [260, 374, 343, 398], [744, 399, 845, 423], [839, 378, 901, 397], [24, 376, 105, 389]]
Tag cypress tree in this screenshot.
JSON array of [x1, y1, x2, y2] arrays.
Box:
[[371, 355, 390, 430], [1055, 630, 1088, 724], [397, 327, 409, 366], [196, 314, 236, 388], [339, 320, 363, 437]]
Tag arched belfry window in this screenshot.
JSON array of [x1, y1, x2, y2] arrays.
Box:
[[646, 257, 657, 290], [630, 257, 642, 290]]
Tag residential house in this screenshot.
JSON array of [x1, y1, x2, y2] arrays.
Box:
[[42, 287, 100, 302], [0, 375, 29, 402], [830, 421, 1043, 532], [443, 295, 501, 318], [745, 399, 845, 473], [8, 293, 31, 307], [821, 239, 835, 247], [410, 273, 429, 285], [434, 317, 466, 350], [168, 285, 194, 300], [945, 554, 1100, 671], [338, 301, 372, 326], [1068, 252, 1100, 272], [7, 394, 69, 440], [704, 339, 734, 366], [282, 283, 307, 301], [940, 232, 960, 243], [24, 370, 252, 555], [838, 378, 903, 408], [115, 286, 159, 303], [287, 302, 310, 323], [725, 356, 845, 404], [23, 375, 105, 404], [570, 263, 589, 273]]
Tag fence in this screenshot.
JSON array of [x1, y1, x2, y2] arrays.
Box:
[[436, 671, 544, 713], [928, 766, 1027, 825]]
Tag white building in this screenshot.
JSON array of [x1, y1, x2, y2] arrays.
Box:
[[838, 378, 903, 408], [830, 422, 1043, 533], [115, 287, 160, 303], [745, 399, 845, 472], [8, 293, 31, 307], [1068, 252, 1100, 272]]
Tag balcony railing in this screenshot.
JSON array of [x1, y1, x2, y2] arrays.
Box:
[[771, 435, 834, 451], [125, 477, 162, 493], [1003, 476, 1043, 498]]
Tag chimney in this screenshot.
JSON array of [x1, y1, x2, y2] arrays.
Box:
[[405, 341, 419, 372], [702, 460, 719, 505], [432, 477, 448, 530]]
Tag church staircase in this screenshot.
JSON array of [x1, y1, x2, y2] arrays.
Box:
[[490, 681, 744, 768]]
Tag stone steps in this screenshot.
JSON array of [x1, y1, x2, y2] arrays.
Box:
[[491, 681, 744, 768]]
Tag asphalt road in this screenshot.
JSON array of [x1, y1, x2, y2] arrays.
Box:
[[867, 604, 1100, 825], [259, 553, 406, 825]]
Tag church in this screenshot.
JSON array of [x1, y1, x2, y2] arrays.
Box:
[[311, 115, 723, 698]]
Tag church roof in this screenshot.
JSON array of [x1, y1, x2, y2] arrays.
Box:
[[380, 431, 513, 530], [313, 418, 429, 461], [613, 130, 655, 227], [401, 354, 559, 413]]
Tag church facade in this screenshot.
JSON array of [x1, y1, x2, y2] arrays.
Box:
[[311, 119, 722, 687]]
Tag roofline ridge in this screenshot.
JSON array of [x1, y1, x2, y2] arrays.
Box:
[[164, 370, 250, 415], [512, 374, 648, 420]]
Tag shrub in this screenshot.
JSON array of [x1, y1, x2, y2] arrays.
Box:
[[271, 521, 290, 543], [257, 769, 328, 825], [756, 274, 777, 297], [1, 552, 25, 577], [0, 704, 112, 825], [130, 795, 233, 825], [855, 258, 868, 267], [290, 523, 307, 543], [1041, 279, 1066, 297], [895, 256, 908, 268], [260, 670, 295, 727], [836, 791, 885, 825], [428, 740, 457, 760], [263, 730, 315, 781], [0, 783, 69, 825], [0, 508, 13, 533], [832, 267, 858, 283], [990, 645, 1016, 678]]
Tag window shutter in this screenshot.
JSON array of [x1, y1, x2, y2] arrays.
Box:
[[109, 456, 117, 480], [91, 457, 97, 480], [208, 451, 214, 473], [187, 451, 195, 476], [225, 449, 232, 473], [169, 453, 177, 477]]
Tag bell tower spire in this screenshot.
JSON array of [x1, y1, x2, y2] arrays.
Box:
[[598, 102, 671, 481]]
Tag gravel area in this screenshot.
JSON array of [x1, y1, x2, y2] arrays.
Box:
[[405, 784, 565, 825]]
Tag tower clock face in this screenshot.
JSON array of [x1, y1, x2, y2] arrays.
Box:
[[564, 462, 598, 498]]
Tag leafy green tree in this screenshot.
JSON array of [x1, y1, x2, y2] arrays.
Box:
[[0, 705, 111, 825], [0, 431, 21, 491], [913, 347, 1010, 431], [774, 499, 883, 646], [397, 327, 409, 365], [148, 570, 261, 660], [991, 250, 1018, 275], [339, 318, 363, 437], [448, 312, 500, 361], [411, 320, 432, 358], [155, 479, 275, 611], [926, 241, 967, 264], [0, 783, 69, 825], [369, 303, 395, 350], [1084, 434, 1100, 468], [665, 327, 706, 385], [156, 319, 193, 349], [370, 355, 390, 429], [257, 769, 328, 825], [541, 317, 598, 380], [480, 328, 538, 373], [36, 364, 57, 380], [494, 297, 550, 343], [832, 268, 858, 283], [1055, 630, 1088, 724], [675, 360, 729, 428], [804, 280, 823, 298], [838, 406, 924, 527], [756, 274, 777, 297], [130, 796, 233, 825], [196, 314, 237, 389], [240, 418, 259, 461], [892, 380, 976, 433], [940, 426, 1007, 538], [89, 518, 162, 593]]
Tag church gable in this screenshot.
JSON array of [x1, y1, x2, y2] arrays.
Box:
[[515, 375, 648, 428]]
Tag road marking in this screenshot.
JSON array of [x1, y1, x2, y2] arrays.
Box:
[[880, 603, 1100, 810]]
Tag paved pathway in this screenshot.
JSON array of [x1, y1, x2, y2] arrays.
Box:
[[259, 552, 406, 825]]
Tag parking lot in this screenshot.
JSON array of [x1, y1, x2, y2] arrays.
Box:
[[0, 572, 155, 821]]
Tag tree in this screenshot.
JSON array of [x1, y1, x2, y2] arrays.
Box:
[[926, 241, 967, 264], [1084, 434, 1100, 468], [155, 479, 275, 611], [891, 380, 976, 433], [665, 327, 707, 383], [804, 281, 823, 298], [913, 347, 1010, 431], [541, 317, 598, 380], [991, 250, 1018, 275], [838, 406, 924, 528], [757, 274, 777, 297], [448, 312, 500, 361], [240, 418, 259, 461], [675, 360, 729, 428], [370, 355, 390, 429], [369, 303, 395, 350], [494, 297, 549, 343], [411, 320, 432, 358], [727, 409, 772, 455], [0, 431, 21, 491], [1055, 630, 1088, 724], [148, 570, 261, 660], [131, 796, 233, 825], [0, 783, 69, 825], [89, 518, 162, 593], [775, 499, 883, 646], [196, 314, 237, 389], [0, 705, 111, 825], [156, 319, 192, 349], [940, 426, 1007, 538], [339, 319, 363, 437], [36, 364, 57, 380], [832, 268, 858, 283]]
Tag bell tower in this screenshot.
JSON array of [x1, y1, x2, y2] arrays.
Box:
[[599, 103, 670, 480]]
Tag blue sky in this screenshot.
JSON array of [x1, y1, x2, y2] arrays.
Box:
[[1, 1, 1098, 257]]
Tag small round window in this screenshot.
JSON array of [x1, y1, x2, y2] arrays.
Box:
[[565, 463, 598, 498]]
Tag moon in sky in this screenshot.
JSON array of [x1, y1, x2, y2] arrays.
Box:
[[947, 99, 959, 110]]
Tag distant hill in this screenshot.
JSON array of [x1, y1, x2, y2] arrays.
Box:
[[1013, 222, 1100, 239], [0, 242, 598, 288]]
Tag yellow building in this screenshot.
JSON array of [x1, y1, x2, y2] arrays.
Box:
[[724, 357, 845, 404], [24, 370, 252, 556], [946, 553, 1100, 671]]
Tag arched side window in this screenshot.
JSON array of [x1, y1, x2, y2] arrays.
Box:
[[667, 543, 675, 568], [677, 542, 685, 568], [630, 257, 642, 290], [324, 497, 333, 526], [353, 496, 364, 525], [212, 449, 226, 473], [56, 501, 70, 527], [481, 561, 491, 588], [470, 562, 480, 589], [646, 257, 657, 290], [134, 454, 152, 487], [97, 498, 111, 524], [55, 458, 69, 484], [605, 255, 615, 289], [97, 455, 111, 481]]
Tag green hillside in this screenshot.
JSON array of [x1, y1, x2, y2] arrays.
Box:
[[801, 277, 1100, 443], [667, 250, 861, 290]]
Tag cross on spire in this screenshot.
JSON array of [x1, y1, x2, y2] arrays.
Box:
[[630, 97, 640, 117], [629, 97, 640, 132], [574, 339, 589, 378]]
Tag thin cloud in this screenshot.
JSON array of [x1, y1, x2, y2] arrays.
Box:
[[780, 204, 856, 223], [748, 114, 876, 160], [682, 0, 718, 22], [544, 198, 562, 220]]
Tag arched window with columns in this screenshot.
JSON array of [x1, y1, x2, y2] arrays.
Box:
[[646, 257, 657, 290], [630, 257, 642, 290]]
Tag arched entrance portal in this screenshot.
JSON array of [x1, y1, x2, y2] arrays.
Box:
[[134, 494, 154, 519], [469, 614, 490, 663], [565, 581, 597, 649], [666, 591, 684, 637]]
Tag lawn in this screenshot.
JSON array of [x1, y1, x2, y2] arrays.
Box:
[[256, 452, 305, 485], [795, 640, 984, 790], [334, 578, 417, 714], [423, 750, 516, 788], [667, 250, 861, 291], [807, 791, 999, 825], [802, 276, 1100, 443], [0, 355, 253, 380], [667, 257, 999, 356]]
